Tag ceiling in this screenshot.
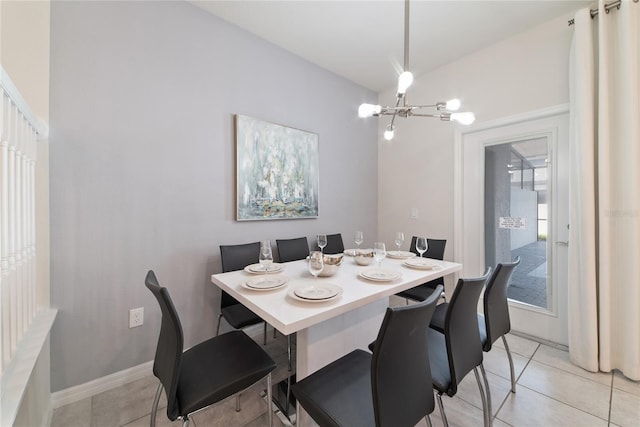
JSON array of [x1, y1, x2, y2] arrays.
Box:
[[190, 0, 589, 92]]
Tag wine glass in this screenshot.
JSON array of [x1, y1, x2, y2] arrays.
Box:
[[354, 231, 364, 249], [373, 242, 386, 268], [415, 237, 428, 259], [259, 240, 273, 273], [394, 232, 405, 253], [317, 234, 327, 253], [308, 251, 324, 294]]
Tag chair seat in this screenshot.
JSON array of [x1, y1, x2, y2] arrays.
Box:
[[221, 304, 262, 330], [177, 331, 276, 416], [396, 279, 442, 302], [291, 350, 375, 427], [427, 329, 455, 396]]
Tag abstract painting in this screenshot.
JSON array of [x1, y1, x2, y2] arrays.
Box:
[[236, 115, 319, 220]]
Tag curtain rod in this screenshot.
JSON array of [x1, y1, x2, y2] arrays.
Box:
[[568, 0, 637, 26]]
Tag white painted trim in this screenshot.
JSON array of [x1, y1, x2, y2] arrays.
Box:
[[0, 65, 48, 139], [50, 359, 154, 409], [454, 104, 571, 345], [460, 104, 569, 135], [49, 323, 267, 410], [0, 308, 57, 427]]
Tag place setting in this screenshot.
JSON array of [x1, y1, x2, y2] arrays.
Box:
[[242, 275, 289, 291], [288, 283, 343, 303], [244, 240, 285, 274], [386, 232, 416, 259], [401, 236, 441, 270], [358, 241, 402, 283], [288, 251, 343, 302]]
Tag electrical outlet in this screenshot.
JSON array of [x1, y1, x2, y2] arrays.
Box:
[[129, 307, 144, 328], [411, 208, 419, 219]]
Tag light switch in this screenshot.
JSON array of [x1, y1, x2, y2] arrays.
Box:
[[411, 208, 418, 219]]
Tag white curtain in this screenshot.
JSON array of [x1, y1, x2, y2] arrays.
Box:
[[569, 0, 640, 381]]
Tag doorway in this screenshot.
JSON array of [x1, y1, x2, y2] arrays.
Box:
[[454, 106, 569, 345]]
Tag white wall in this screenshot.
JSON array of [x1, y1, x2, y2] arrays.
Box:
[[378, 12, 575, 272], [49, 1, 378, 392]]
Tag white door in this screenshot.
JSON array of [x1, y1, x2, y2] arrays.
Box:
[[454, 106, 569, 345]]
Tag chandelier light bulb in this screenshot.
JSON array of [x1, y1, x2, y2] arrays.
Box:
[[445, 99, 461, 111], [397, 71, 414, 95], [359, 103, 382, 118], [450, 112, 476, 125], [383, 125, 395, 141]]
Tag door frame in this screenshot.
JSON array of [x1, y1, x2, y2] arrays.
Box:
[[453, 104, 570, 345]]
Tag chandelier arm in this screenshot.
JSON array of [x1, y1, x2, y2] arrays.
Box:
[[411, 104, 442, 109], [388, 111, 399, 128], [410, 112, 451, 120]]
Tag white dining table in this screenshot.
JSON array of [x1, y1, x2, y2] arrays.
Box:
[[210, 254, 462, 426]]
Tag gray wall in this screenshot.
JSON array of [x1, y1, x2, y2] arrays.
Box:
[[49, 1, 377, 392]]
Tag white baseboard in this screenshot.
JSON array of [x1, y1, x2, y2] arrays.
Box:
[[50, 324, 269, 410], [50, 360, 154, 409]]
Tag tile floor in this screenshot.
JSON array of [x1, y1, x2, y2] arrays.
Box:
[[51, 332, 640, 427]]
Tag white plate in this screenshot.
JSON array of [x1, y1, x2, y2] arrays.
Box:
[[360, 268, 402, 282], [386, 250, 416, 259], [289, 283, 343, 302], [343, 249, 357, 257], [402, 259, 441, 270], [243, 275, 288, 291], [244, 263, 284, 274]]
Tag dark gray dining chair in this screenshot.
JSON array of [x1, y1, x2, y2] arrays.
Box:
[[292, 286, 443, 427], [431, 257, 521, 394], [276, 237, 309, 262], [396, 237, 447, 303], [217, 242, 266, 343], [322, 233, 345, 255], [145, 270, 276, 427], [427, 269, 493, 427]]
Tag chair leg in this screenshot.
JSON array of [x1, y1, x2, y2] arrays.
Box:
[[474, 367, 491, 427], [436, 393, 449, 427], [215, 313, 223, 336], [263, 322, 267, 345], [287, 334, 292, 371], [236, 394, 241, 412], [480, 363, 493, 424], [502, 335, 517, 393], [273, 326, 277, 339], [424, 414, 433, 427], [405, 298, 409, 305], [267, 373, 273, 427], [150, 382, 162, 427], [181, 415, 190, 427], [285, 373, 291, 415]]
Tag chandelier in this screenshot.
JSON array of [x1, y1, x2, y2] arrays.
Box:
[[358, 0, 475, 140]]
